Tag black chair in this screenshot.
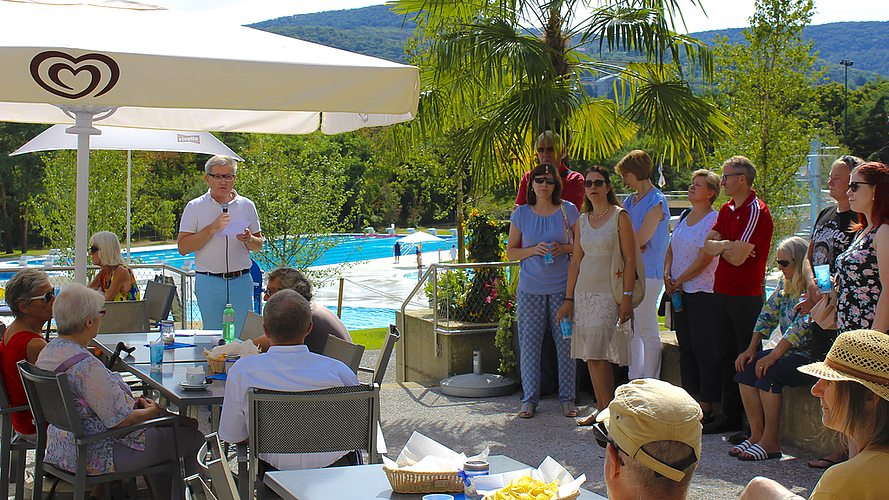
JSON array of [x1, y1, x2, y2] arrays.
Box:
[[17, 360, 185, 500], [144, 280, 176, 326], [0, 362, 35, 500], [98, 300, 150, 334]]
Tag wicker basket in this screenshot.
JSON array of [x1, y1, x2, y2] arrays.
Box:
[[382, 466, 463, 494], [206, 355, 226, 374]]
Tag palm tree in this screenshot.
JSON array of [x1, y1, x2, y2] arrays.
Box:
[[389, 0, 732, 192]]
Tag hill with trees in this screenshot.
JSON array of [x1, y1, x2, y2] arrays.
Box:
[[249, 5, 889, 85]]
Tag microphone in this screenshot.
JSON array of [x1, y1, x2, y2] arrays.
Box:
[[221, 201, 228, 213]]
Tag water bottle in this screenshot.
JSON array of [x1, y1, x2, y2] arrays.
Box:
[[559, 317, 572, 338], [671, 292, 684, 312], [223, 304, 236, 343], [543, 243, 554, 264]]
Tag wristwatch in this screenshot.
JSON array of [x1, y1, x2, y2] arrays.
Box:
[[623, 291, 634, 297]]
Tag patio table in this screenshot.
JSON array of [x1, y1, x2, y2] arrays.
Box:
[[91, 330, 223, 364], [263, 454, 606, 500]]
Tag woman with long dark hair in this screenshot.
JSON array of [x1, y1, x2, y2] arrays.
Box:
[[557, 166, 637, 425]]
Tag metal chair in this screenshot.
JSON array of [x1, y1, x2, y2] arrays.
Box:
[[322, 335, 365, 374], [0, 361, 34, 500], [98, 300, 150, 333], [199, 433, 238, 500], [357, 324, 400, 385], [246, 383, 381, 498], [17, 360, 185, 500], [144, 280, 176, 326], [238, 310, 264, 342], [186, 474, 218, 500]]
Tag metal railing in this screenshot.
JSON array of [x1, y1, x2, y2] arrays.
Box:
[[400, 261, 519, 357], [7, 264, 197, 327]]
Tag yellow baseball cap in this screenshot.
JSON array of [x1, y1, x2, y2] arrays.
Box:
[[596, 379, 703, 481]]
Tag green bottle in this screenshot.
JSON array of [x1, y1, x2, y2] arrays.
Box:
[[223, 303, 236, 343]]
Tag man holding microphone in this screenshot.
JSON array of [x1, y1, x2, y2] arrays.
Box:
[[178, 156, 263, 337]]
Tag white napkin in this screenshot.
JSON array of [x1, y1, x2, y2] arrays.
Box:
[[473, 456, 586, 498], [203, 339, 260, 359], [381, 431, 490, 472]]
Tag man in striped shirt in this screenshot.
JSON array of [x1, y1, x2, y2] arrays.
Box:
[[702, 156, 774, 435]]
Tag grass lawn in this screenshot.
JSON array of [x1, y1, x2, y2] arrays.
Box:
[[349, 327, 388, 350]]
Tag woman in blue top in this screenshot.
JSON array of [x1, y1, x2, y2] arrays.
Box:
[[616, 150, 670, 380], [507, 163, 580, 419]]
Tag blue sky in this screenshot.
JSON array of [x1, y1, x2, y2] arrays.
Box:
[[150, 0, 889, 33]]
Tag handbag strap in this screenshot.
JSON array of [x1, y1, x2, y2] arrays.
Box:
[[560, 202, 571, 243], [55, 352, 91, 373]]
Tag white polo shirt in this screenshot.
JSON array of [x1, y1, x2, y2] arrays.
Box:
[[179, 189, 260, 274]]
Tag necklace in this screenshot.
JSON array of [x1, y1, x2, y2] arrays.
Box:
[[589, 206, 612, 221]]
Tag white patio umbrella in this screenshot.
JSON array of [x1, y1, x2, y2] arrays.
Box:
[[10, 124, 245, 262], [396, 231, 444, 245], [0, 0, 420, 283]]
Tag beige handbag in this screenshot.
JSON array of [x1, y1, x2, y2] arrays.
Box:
[[811, 291, 837, 330], [610, 208, 645, 308]]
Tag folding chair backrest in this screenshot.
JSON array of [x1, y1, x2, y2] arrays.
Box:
[[144, 280, 176, 324], [17, 361, 86, 438], [98, 300, 150, 333], [322, 335, 365, 374], [363, 325, 399, 386], [248, 383, 380, 460], [238, 311, 264, 341], [186, 474, 218, 500]]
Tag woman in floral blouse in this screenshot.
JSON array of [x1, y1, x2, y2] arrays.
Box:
[[36, 283, 203, 499], [729, 237, 814, 461], [835, 161, 889, 334]]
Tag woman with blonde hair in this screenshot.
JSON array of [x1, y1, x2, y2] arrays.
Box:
[[87, 231, 139, 301], [730, 236, 814, 461], [740, 330, 889, 499]]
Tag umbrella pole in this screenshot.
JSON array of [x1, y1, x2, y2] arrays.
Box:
[[61, 105, 114, 284], [127, 150, 131, 264]]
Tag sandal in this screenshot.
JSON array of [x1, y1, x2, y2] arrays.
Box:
[[808, 457, 842, 469], [562, 401, 578, 417], [729, 439, 752, 457], [518, 402, 536, 419], [576, 411, 598, 427], [737, 443, 782, 461]]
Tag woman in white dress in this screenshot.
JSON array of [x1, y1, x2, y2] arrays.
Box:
[[557, 166, 638, 425]]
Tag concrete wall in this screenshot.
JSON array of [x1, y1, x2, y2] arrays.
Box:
[[396, 309, 500, 384], [659, 330, 837, 455]]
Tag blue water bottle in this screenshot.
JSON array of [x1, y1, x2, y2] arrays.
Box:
[[560, 317, 572, 338], [671, 292, 684, 313]]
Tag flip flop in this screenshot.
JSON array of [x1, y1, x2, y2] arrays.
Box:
[[576, 411, 598, 427], [562, 401, 578, 417], [518, 402, 536, 419], [738, 443, 782, 461], [808, 457, 842, 469], [729, 439, 753, 457]]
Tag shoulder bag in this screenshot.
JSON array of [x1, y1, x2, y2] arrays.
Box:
[[811, 290, 837, 330], [611, 208, 645, 308]]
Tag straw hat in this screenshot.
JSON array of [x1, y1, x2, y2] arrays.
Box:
[[798, 330, 889, 401]]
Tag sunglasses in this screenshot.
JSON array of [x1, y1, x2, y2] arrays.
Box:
[[533, 177, 556, 185], [263, 287, 284, 296], [207, 173, 236, 181], [848, 181, 874, 192], [98, 308, 106, 318], [29, 290, 55, 303], [536, 146, 555, 153], [776, 259, 790, 267], [89, 245, 99, 254], [591, 421, 625, 465], [721, 173, 744, 181], [584, 179, 607, 188]]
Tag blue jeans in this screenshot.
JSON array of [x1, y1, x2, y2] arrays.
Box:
[[195, 272, 253, 338], [516, 290, 575, 405]]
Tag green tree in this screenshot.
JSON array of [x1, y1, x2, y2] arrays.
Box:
[[29, 150, 175, 263], [389, 0, 731, 195], [0, 122, 47, 253], [845, 78, 889, 162], [235, 133, 356, 281], [709, 0, 821, 257]]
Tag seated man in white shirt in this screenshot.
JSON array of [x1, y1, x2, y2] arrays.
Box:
[[218, 289, 360, 471]]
